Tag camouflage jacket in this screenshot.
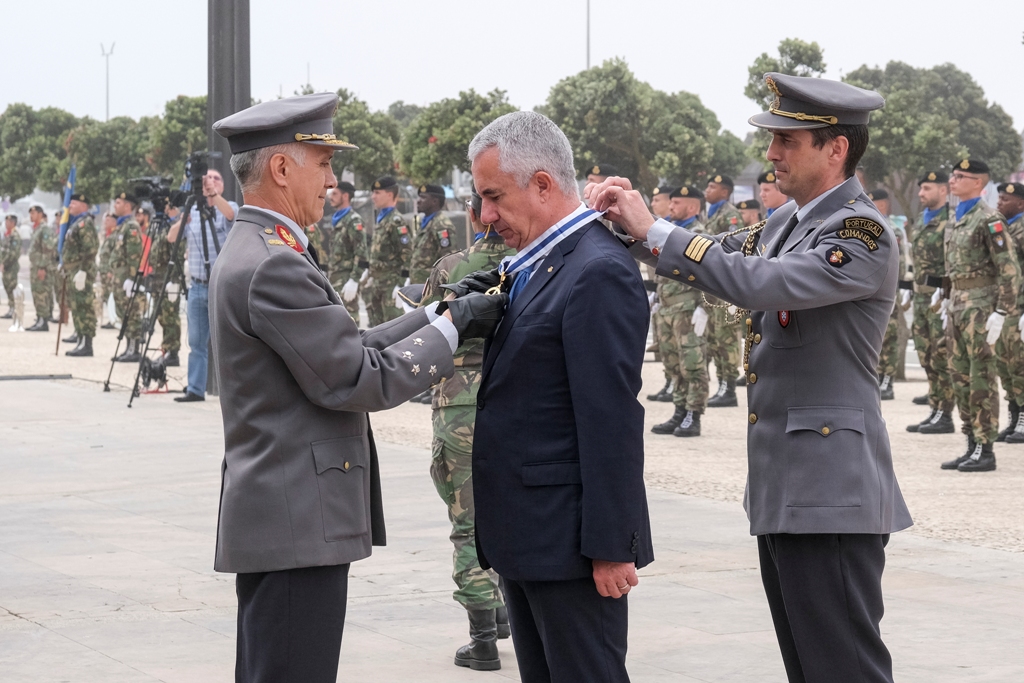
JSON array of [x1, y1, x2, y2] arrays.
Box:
[[421, 232, 515, 408], [944, 198, 1020, 314], [911, 205, 950, 293], [303, 222, 324, 255], [1, 229, 22, 271], [1006, 213, 1024, 309], [60, 214, 99, 279], [148, 224, 187, 288], [97, 232, 117, 280], [327, 207, 368, 288], [408, 212, 459, 283], [704, 201, 744, 236], [369, 206, 412, 287], [656, 219, 707, 311], [109, 217, 145, 282], [27, 222, 57, 270]]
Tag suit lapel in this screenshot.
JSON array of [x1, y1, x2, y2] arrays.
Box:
[[775, 177, 866, 256]]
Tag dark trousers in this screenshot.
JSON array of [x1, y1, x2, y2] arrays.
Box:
[[235, 563, 350, 683], [503, 575, 630, 683], [758, 533, 894, 683]]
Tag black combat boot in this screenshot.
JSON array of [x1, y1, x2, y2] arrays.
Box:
[[917, 410, 955, 434], [66, 336, 93, 357], [707, 380, 737, 408], [0, 307, 12, 319], [163, 350, 180, 367], [1004, 410, 1024, 444], [26, 317, 48, 332], [736, 374, 747, 387], [495, 605, 510, 640], [115, 339, 141, 363], [652, 406, 686, 434], [912, 394, 930, 405], [958, 442, 996, 472], [646, 378, 672, 402], [673, 410, 701, 437], [879, 374, 894, 401], [907, 408, 936, 432], [996, 401, 1020, 442], [62, 331, 78, 344], [941, 434, 977, 470], [454, 609, 500, 671]]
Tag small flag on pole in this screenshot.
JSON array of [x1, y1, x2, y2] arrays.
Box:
[[57, 164, 76, 264]]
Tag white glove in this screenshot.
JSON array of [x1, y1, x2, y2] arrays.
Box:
[[364, 276, 374, 290], [985, 311, 1005, 346], [941, 309, 948, 330], [900, 290, 912, 307], [727, 305, 737, 316], [1018, 315, 1024, 340], [647, 292, 657, 307], [930, 288, 943, 311], [692, 306, 708, 337], [651, 302, 661, 315], [392, 285, 402, 308], [404, 277, 411, 287], [342, 278, 359, 302], [165, 281, 180, 303], [73, 270, 86, 291], [123, 279, 135, 297], [359, 268, 369, 283]]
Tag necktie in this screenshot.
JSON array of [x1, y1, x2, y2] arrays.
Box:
[[508, 269, 531, 304], [307, 243, 322, 270], [771, 213, 800, 256]]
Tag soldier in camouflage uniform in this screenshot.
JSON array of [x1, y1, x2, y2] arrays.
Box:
[[651, 186, 708, 436], [59, 194, 99, 356], [97, 213, 119, 329], [702, 175, 744, 407], [939, 159, 1021, 472], [869, 189, 906, 400], [908, 171, 956, 434], [302, 221, 324, 257], [148, 205, 185, 365], [994, 181, 1024, 443], [409, 184, 459, 283], [365, 176, 411, 326], [420, 194, 512, 668], [1, 214, 21, 318], [326, 182, 368, 321], [109, 191, 147, 362], [645, 186, 675, 401], [25, 205, 58, 331]]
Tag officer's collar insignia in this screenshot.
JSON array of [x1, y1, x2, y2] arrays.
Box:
[[267, 239, 285, 246], [826, 247, 852, 267], [264, 228, 273, 234], [275, 225, 303, 253], [778, 310, 791, 328]]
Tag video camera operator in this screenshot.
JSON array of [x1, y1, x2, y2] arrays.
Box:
[[166, 168, 237, 402]]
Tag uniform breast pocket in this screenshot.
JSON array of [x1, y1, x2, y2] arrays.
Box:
[[784, 406, 866, 507], [767, 310, 821, 348], [311, 436, 369, 542]]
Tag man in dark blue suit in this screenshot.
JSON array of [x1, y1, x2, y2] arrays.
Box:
[[463, 111, 654, 682]]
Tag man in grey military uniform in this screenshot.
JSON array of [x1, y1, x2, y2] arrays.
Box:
[[588, 73, 911, 683], [209, 93, 508, 683]]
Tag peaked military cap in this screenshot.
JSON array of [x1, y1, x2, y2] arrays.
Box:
[[868, 188, 889, 201], [955, 158, 990, 175], [757, 170, 778, 184], [213, 93, 358, 154], [69, 192, 88, 203], [750, 72, 885, 130], [738, 199, 761, 210], [998, 182, 1023, 196], [589, 163, 619, 177], [918, 170, 949, 185], [671, 186, 703, 200], [336, 181, 356, 195], [418, 184, 445, 198], [651, 185, 675, 196], [709, 174, 734, 189], [373, 176, 398, 191]]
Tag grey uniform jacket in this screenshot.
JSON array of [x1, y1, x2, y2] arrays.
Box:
[[649, 177, 912, 536], [210, 206, 455, 574]]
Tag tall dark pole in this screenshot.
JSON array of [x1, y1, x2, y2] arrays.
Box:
[[208, 0, 250, 205]]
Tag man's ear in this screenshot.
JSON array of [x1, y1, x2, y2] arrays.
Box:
[[269, 152, 290, 188], [832, 136, 850, 169], [533, 171, 556, 202]]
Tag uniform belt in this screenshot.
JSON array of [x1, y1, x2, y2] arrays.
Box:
[[915, 274, 944, 288], [952, 275, 996, 290], [191, 277, 208, 285]]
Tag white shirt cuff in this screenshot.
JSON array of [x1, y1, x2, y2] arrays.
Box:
[[430, 316, 459, 353], [424, 300, 441, 322], [645, 218, 676, 254]]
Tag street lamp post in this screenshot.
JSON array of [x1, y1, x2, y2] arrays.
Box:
[[100, 43, 115, 122]]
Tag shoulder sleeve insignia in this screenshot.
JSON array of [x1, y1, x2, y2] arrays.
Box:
[[826, 247, 853, 267], [836, 228, 878, 251], [307, 225, 315, 233], [843, 217, 884, 238], [989, 221, 1004, 234], [684, 235, 714, 263], [400, 226, 408, 235], [356, 224, 363, 231], [730, 217, 738, 225]]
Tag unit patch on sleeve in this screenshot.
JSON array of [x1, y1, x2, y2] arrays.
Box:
[[836, 228, 878, 251], [684, 235, 714, 263], [843, 217, 884, 238], [826, 247, 853, 267]]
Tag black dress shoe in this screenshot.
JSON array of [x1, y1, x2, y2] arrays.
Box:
[[163, 351, 180, 367], [26, 318, 48, 332], [174, 392, 205, 403], [62, 332, 78, 344], [912, 394, 929, 405]]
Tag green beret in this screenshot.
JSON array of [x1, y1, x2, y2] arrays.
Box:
[[955, 159, 990, 175]]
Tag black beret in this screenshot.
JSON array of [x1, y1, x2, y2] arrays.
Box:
[[918, 170, 949, 185], [115, 191, 138, 205], [998, 183, 1024, 197], [373, 176, 398, 191], [738, 199, 761, 210], [336, 181, 356, 196], [651, 186, 676, 197], [709, 174, 734, 189], [868, 189, 889, 201], [750, 72, 884, 130], [588, 163, 619, 177], [955, 159, 990, 175], [70, 192, 89, 204], [671, 186, 703, 200], [757, 170, 778, 184], [418, 184, 445, 198]]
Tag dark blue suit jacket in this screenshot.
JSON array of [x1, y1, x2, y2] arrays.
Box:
[[473, 220, 655, 582]]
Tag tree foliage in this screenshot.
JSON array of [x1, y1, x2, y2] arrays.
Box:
[[398, 89, 518, 185], [845, 61, 1022, 213], [63, 117, 154, 202], [331, 89, 400, 188], [388, 101, 423, 131], [0, 104, 81, 197], [147, 95, 207, 179]]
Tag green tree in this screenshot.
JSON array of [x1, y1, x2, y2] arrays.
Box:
[[845, 62, 1022, 214], [398, 89, 517, 185], [147, 95, 207, 180], [331, 89, 400, 187], [0, 104, 81, 198], [388, 101, 423, 131], [61, 117, 154, 202]]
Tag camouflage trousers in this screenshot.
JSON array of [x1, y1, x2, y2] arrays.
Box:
[[877, 304, 900, 378], [365, 280, 402, 327], [911, 292, 953, 411], [158, 295, 181, 353], [2, 269, 17, 304], [113, 285, 145, 341], [947, 306, 999, 443], [429, 406, 504, 611], [658, 304, 708, 411], [707, 307, 741, 383], [30, 267, 54, 320], [994, 313, 1024, 408], [68, 277, 97, 338]]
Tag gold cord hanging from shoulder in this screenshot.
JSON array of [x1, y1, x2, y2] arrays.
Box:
[[699, 221, 767, 323]]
